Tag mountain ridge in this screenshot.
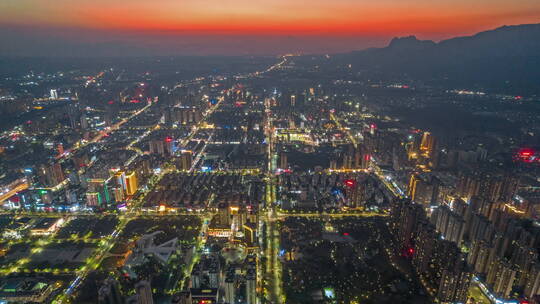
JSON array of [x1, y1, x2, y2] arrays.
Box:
[[326, 23, 540, 94]]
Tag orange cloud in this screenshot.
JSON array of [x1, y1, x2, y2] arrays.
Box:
[[1, 0, 539, 38]]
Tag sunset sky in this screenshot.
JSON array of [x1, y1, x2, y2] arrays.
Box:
[[1, 0, 540, 56]]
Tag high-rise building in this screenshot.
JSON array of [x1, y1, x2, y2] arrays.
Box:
[[190, 263, 201, 289], [408, 173, 439, 207], [290, 94, 296, 107], [98, 277, 123, 304], [124, 172, 139, 196], [209, 265, 220, 289], [111, 185, 125, 203], [38, 162, 65, 187], [467, 240, 492, 274], [413, 221, 437, 274], [177, 151, 192, 171], [525, 264, 540, 299], [80, 113, 89, 129], [246, 268, 256, 304], [353, 146, 370, 169], [435, 205, 465, 245], [390, 199, 420, 248], [50, 89, 58, 100], [87, 178, 112, 206], [456, 169, 517, 202], [224, 270, 235, 304], [67, 104, 80, 129], [134, 280, 154, 304], [171, 292, 191, 304], [149, 138, 173, 156], [114, 171, 138, 197], [436, 262, 472, 303], [420, 132, 436, 156], [279, 152, 288, 170], [492, 260, 517, 299], [86, 192, 101, 207], [243, 222, 257, 247]]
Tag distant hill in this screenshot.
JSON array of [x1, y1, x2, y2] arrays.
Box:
[[328, 23, 540, 94]]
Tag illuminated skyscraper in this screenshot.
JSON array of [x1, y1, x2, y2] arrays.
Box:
[[87, 178, 112, 205], [115, 171, 138, 196], [115, 171, 126, 191], [112, 186, 125, 203], [50, 89, 58, 100], [86, 192, 101, 206], [243, 222, 257, 247], [125, 172, 138, 196], [420, 132, 436, 156], [408, 173, 438, 207]]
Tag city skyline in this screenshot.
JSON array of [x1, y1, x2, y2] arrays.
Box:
[[1, 2, 540, 304]]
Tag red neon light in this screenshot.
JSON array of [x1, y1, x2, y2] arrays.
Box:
[[517, 148, 536, 162], [519, 148, 534, 156], [165, 136, 173, 143], [344, 179, 356, 188]]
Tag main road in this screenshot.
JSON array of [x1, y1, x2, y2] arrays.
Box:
[[261, 87, 285, 304]]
